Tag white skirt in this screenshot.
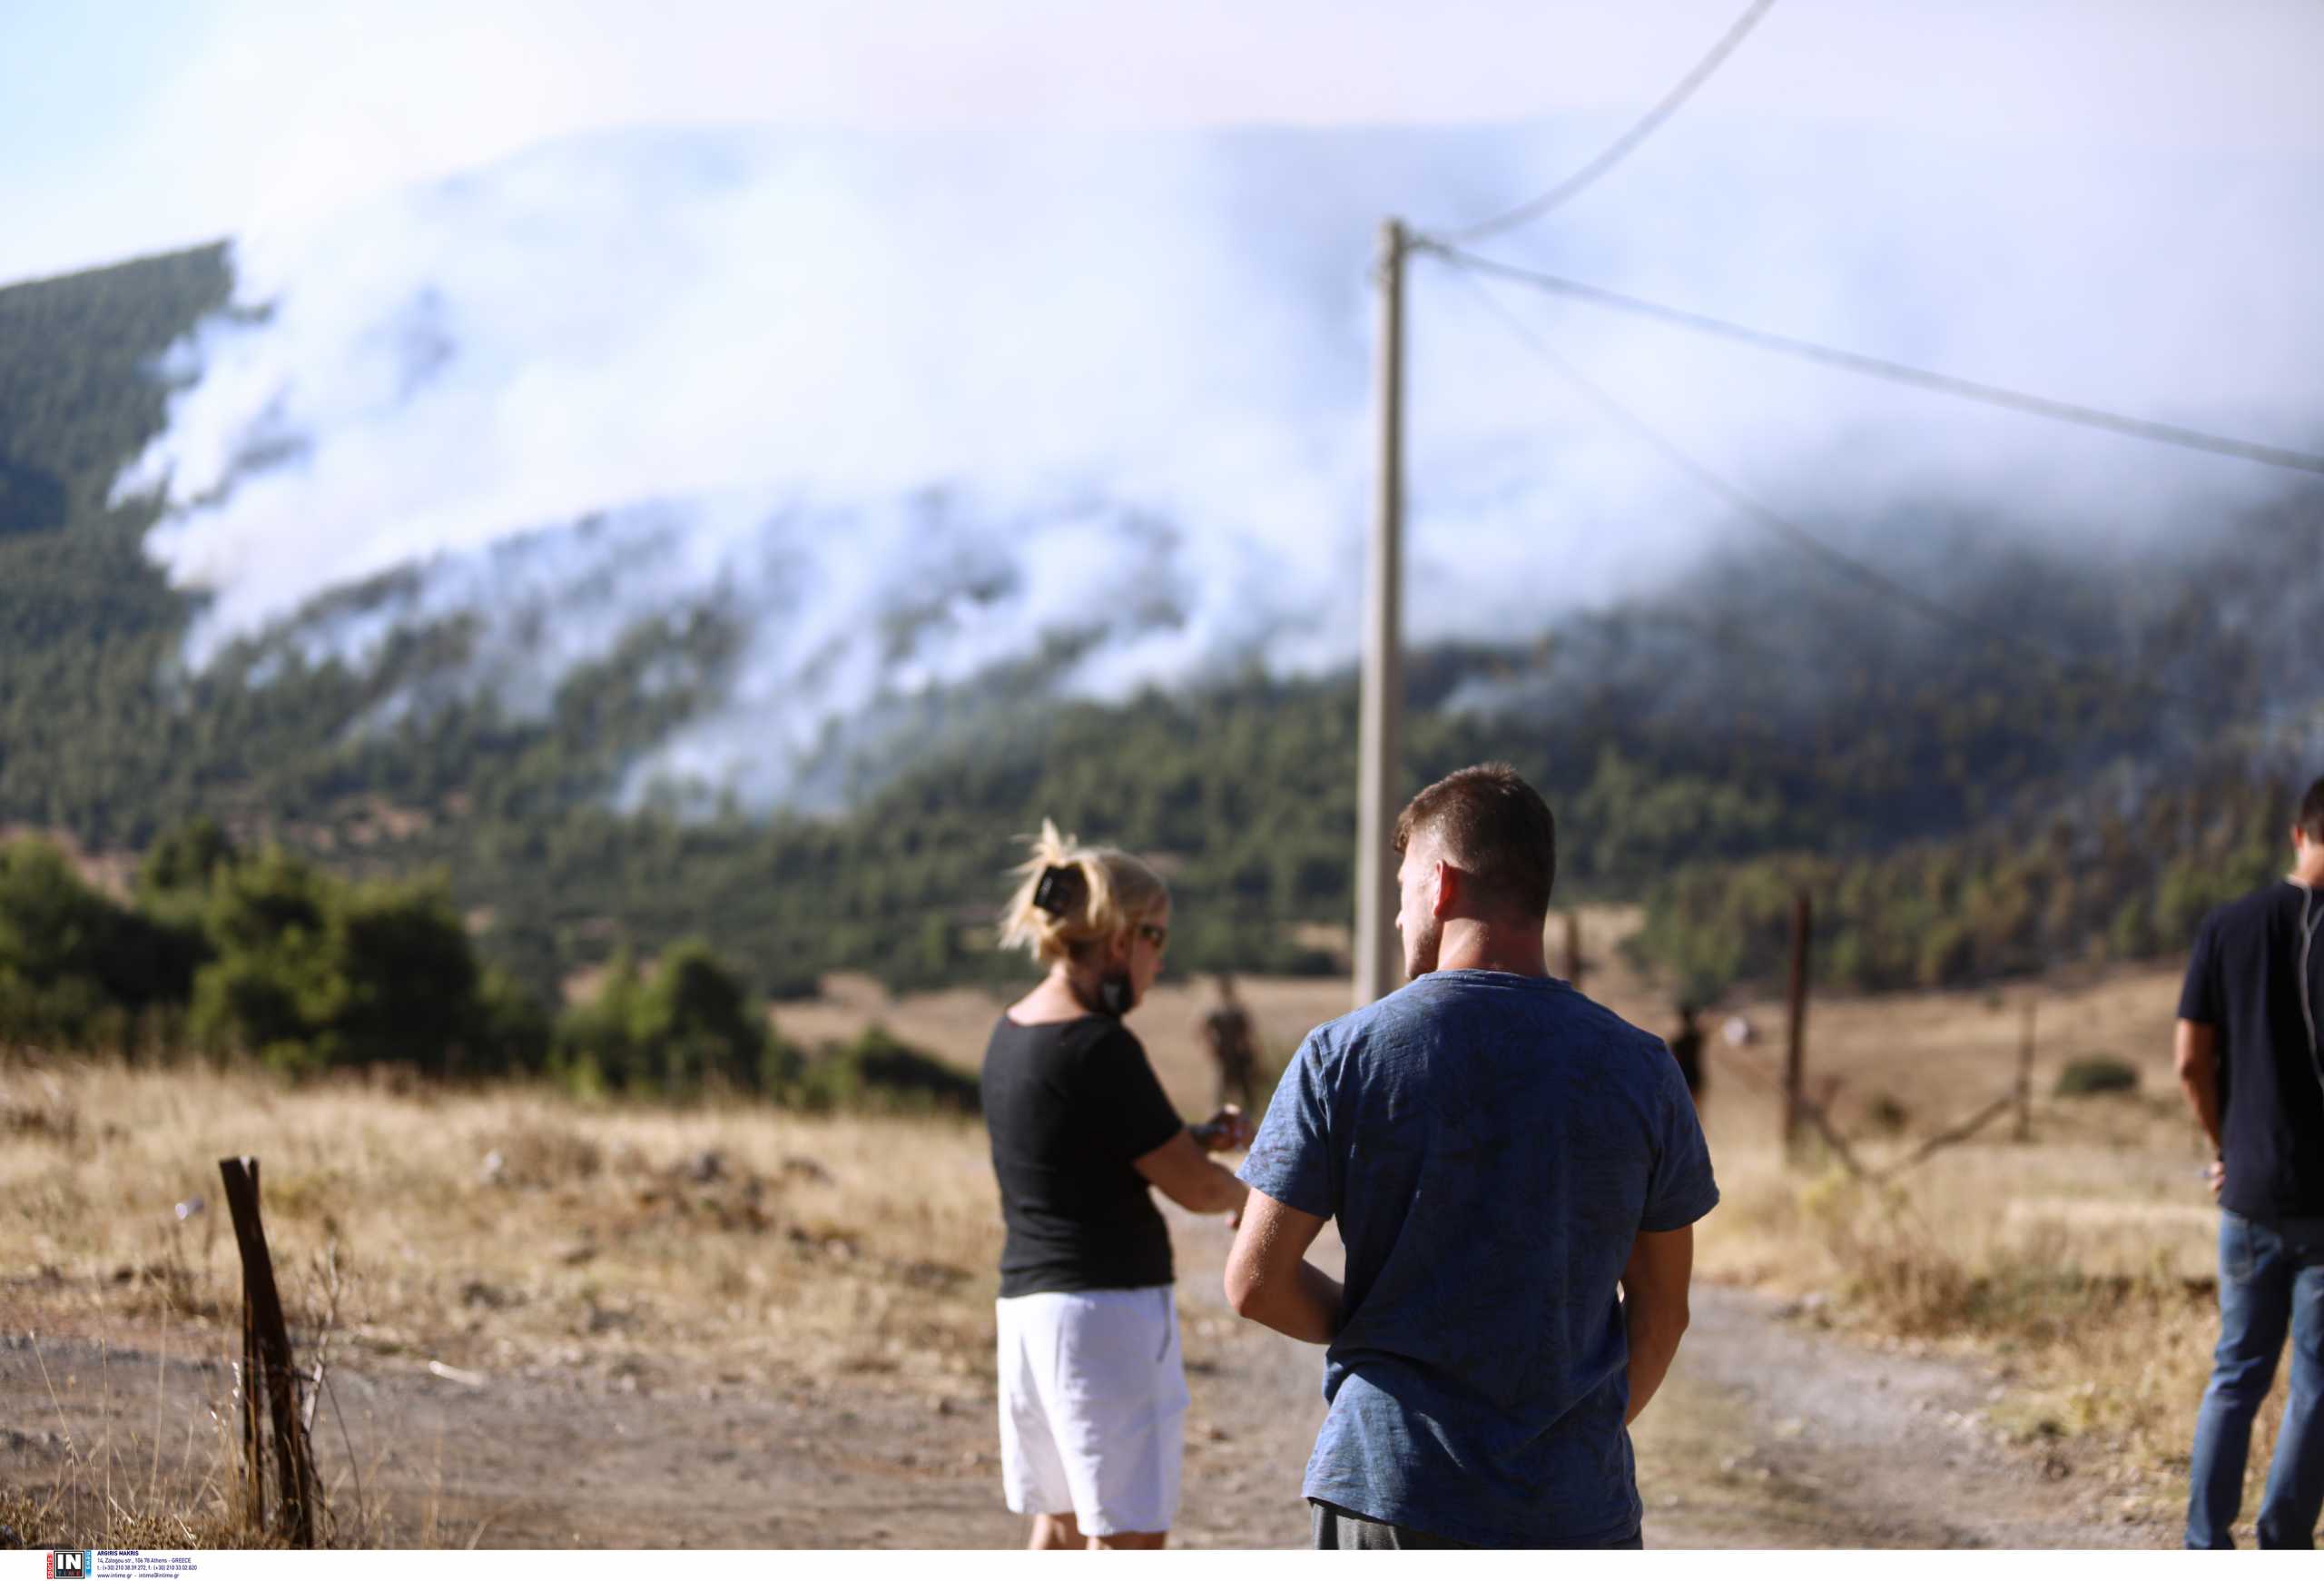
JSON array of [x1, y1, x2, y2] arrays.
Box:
[[995, 1285, 1190, 1536]]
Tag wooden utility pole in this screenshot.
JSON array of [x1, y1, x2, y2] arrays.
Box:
[[1783, 891, 1812, 1158], [1354, 217, 1407, 1007], [218, 1156, 318, 1546], [1564, 909, 1585, 992], [2015, 997, 2037, 1142]]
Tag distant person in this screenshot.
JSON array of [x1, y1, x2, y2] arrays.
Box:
[[1199, 972, 1262, 1113], [1224, 764, 1718, 1549], [980, 820, 1254, 1551], [1721, 1013, 1754, 1050], [1668, 1003, 1706, 1102], [2178, 775, 2324, 1550]]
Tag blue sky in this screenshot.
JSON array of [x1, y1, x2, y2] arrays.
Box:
[[6, 0, 2321, 288]]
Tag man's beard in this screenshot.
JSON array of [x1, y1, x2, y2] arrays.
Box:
[[1402, 914, 1441, 980]]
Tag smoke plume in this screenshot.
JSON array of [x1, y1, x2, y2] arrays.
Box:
[[116, 120, 2324, 806]]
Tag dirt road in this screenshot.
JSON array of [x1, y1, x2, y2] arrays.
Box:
[[4, 1201, 2180, 1549]]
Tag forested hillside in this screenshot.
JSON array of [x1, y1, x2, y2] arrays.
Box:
[[3, 246, 2318, 1034]]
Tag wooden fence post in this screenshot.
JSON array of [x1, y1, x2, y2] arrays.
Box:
[[1784, 891, 1812, 1161], [2015, 998, 2037, 1142], [217, 1156, 318, 1546]]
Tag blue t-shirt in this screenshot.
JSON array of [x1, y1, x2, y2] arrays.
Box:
[[1238, 969, 1718, 1548]]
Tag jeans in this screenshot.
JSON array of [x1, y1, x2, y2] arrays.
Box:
[[2186, 1210, 2324, 1548]]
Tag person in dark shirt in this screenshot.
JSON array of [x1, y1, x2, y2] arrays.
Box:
[[980, 819, 1252, 1550], [2178, 775, 2324, 1549], [1226, 765, 1716, 1548], [1198, 971, 1262, 1112], [1668, 1003, 1706, 1102]]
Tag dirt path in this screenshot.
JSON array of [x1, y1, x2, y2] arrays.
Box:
[[3, 1220, 2177, 1549]]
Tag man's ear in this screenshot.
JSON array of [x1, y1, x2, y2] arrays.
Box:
[[1430, 858, 1460, 920]]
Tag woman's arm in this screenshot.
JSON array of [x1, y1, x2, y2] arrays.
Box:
[[1133, 1129, 1250, 1217]]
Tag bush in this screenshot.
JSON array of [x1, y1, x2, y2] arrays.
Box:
[[2054, 1056, 2140, 1097], [0, 836, 202, 1047], [551, 939, 780, 1096], [792, 1023, 980, 1116]]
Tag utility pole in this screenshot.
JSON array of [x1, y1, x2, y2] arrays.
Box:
[[1354, 218, 1407, 1007]]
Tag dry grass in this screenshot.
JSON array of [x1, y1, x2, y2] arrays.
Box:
[[0, 919, 2261, 1539], [1, 1047, 1009, 1545], [1672, 959, 2244, 1502], [1, 1054, 1006, 1387]]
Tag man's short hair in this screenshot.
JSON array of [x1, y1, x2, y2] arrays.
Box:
[[1393, 763, 1558, 919], [2300, 776, 2324, 843]]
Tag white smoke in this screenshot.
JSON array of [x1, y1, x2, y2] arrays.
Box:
[[116, 120, 2324, 806]]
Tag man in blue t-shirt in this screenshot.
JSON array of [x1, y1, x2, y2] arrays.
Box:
[[1224, 763, 1718, 1548], [2177, 775, 2324, 1549]]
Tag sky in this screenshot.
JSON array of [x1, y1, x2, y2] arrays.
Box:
[[7, 0, 2324, 289]]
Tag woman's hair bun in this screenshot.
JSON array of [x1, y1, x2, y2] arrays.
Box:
[[997, 819, 1167, 966]]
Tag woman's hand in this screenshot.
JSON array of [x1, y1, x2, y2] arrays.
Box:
[[1191, 1105, 1254, 1153]]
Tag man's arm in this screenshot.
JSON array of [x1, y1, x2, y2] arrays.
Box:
[[1620, 1225, 1693, 1426], [2174, 1018, 2224, 1193], [1224, 1189, 1342, 1344], [1134, 1130, 1250, 1218]]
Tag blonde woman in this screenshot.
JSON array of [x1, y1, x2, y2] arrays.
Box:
[[981, 820, 1253, 1550]]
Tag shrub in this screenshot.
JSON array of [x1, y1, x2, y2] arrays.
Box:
[[2054, 1055, 2140, 1097], [792, 1023, 980, 1116]]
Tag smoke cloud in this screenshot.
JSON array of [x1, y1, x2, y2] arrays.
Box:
[[116, 118, 2324, 806]]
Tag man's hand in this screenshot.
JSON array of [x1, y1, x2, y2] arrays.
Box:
[[2206, 1157, 2226, 1198], [1190, 1105, 1254, 1152]]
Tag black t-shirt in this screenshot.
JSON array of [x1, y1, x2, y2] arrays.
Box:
[[2180, 880, 2324, 1220], [980, 1014, 1187, 1298]]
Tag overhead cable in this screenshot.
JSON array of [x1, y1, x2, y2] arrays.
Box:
[[1442, 264, 2218, 709], [1421, 243, 2324, 478], [1437, 0, 1778, 245]]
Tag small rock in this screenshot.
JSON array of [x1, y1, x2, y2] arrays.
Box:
[[479, 1151, 507, 1185], [688, 1151, 724, 1184]]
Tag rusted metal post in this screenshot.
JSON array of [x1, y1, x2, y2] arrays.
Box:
[[218, 1156, 317, 1546], [1784, 891, 1812, 1160]]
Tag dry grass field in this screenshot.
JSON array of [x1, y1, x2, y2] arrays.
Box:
[[0, 906, 2266, 1546]]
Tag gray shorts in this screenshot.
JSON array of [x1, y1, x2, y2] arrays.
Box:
[[1309, 1499, 1643, 1550]]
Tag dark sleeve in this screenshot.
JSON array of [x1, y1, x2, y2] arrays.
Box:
[[1641, 1052, 1720, 1233], [2177, 913, 2221, 1025], [1236, 1032, 1336, 1218], [1078, 1024, 1185, 1162]]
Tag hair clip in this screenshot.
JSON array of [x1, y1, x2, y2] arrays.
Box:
[[1032, 864, 1084, 917]]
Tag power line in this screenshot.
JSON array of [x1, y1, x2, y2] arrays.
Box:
[[1437, 0, 1778, 246], [1422, 242, 2324, 478], [1440, 263, 2219, 710]]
